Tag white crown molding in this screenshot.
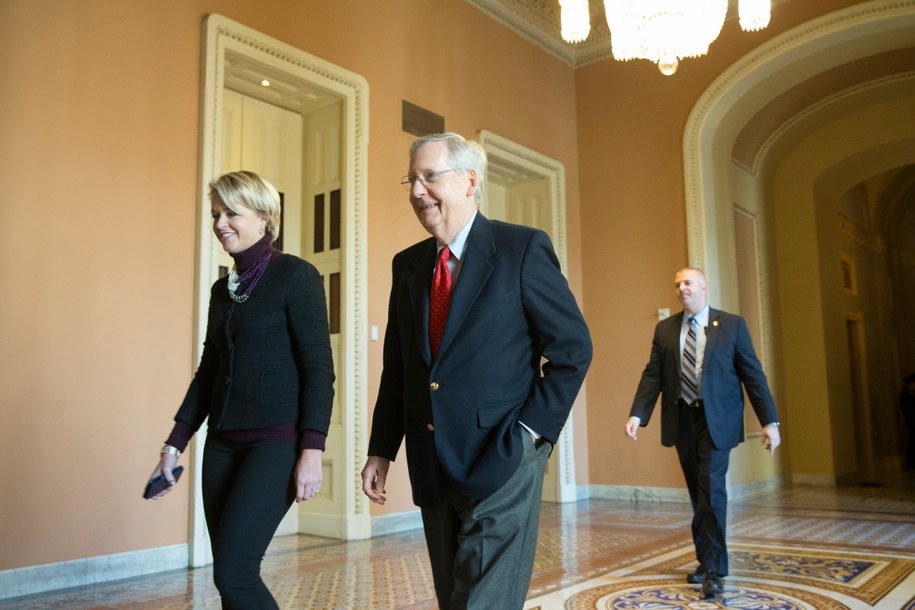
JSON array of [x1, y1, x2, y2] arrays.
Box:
[[465, 0, 612, 67]]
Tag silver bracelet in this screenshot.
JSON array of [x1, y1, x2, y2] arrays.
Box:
[[160, 444, 181, 457]]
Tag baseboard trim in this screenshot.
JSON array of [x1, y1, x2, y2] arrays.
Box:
[[587, 484, 691, 503], [370, 509, 423, 536], [0, 543, 187, 601], [586, 478, 786, 504], [791, 472, 846, 486], [728, 475, 785, 500]]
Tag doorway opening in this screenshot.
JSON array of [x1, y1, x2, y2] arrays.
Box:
[[195, 14, 370, 566]]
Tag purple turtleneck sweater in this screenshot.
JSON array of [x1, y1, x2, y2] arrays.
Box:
[[165, 234, 327, 454]]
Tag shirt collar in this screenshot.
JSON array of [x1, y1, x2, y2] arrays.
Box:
[[437, 210, 477, 261], [685, 305, 710, 328]]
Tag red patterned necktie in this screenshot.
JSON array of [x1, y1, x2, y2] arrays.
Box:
[[429, 246, 452, 359]]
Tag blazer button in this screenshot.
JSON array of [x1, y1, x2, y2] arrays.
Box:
[[430, 382, 439, 391], [426, 423, 434, 431]]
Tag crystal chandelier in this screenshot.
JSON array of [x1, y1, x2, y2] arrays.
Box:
[[559, 0, 771, 75]]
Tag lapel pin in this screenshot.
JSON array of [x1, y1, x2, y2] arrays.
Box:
[[712, 320, 718, 327]]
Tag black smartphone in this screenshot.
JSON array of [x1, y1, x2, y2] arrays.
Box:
[[143, 465, 184, 499]]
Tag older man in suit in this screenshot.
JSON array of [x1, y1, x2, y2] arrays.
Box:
[[362, 132, 592, 609], [625, 267, 781, 599]]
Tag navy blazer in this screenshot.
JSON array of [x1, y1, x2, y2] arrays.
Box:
[[630, 308, 777, 450], [368, 214, 592, 506], [176, 254, 335, 437]]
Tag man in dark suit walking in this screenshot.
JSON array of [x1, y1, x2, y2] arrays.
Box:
[[362, 132, 592, 609], [625, 267, 780, 599]]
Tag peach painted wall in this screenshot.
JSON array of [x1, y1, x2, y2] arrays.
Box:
[[0, 0, 583, 569], [0, 0, 203, 570]]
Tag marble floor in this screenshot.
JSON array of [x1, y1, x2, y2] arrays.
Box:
[[3, 475, 914, 609]]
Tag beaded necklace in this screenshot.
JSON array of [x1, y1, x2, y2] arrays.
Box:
[[227, 252, 272, 303]]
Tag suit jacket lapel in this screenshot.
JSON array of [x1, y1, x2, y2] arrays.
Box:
[[406, 238, 438, 364], [435, 214, 494, 361], [669, 311, 685, 375], [703, 308, 721, 367]]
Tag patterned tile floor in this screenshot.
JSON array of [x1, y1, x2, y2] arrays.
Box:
[[3, 474, 914, 609]]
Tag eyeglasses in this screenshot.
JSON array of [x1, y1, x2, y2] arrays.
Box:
[[401, 169, 455, 191]]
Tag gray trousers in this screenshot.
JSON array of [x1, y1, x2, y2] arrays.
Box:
[[421, 433, 552, 610]]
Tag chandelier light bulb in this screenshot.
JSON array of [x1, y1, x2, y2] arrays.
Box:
[[658, 58, 679, 76], [739, 0, 771, 31], [560, 0, 591, 43]]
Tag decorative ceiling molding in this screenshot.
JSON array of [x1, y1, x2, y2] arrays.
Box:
[[839, 213, 886, 253], [465, 0, 611, 67]]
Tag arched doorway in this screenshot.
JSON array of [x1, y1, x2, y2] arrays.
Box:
[[685, 0, 915, 483]]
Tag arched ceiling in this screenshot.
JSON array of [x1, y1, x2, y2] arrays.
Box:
[[732, 48, 915, 171], [874, 166, 915, 252]]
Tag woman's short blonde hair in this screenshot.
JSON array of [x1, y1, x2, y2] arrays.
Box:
[[209, 170, 281, 241]]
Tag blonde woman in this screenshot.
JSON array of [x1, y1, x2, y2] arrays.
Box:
[[147, 170, 335, 609]]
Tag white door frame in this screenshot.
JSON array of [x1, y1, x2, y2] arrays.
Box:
[[194, 14, 370, 566], [477, 129, 577, 502]]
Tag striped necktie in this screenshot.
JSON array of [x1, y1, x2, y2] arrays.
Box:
[[681, 316, 699, 403]]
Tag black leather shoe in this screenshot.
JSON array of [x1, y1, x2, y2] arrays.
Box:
[[686, 568, 705, 584], [701, 572, 723, 599]]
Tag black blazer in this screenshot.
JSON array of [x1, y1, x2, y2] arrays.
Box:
[[175, 254, 335, 436], [630, 308, 778, 450], [368, 214, 592, 506]]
